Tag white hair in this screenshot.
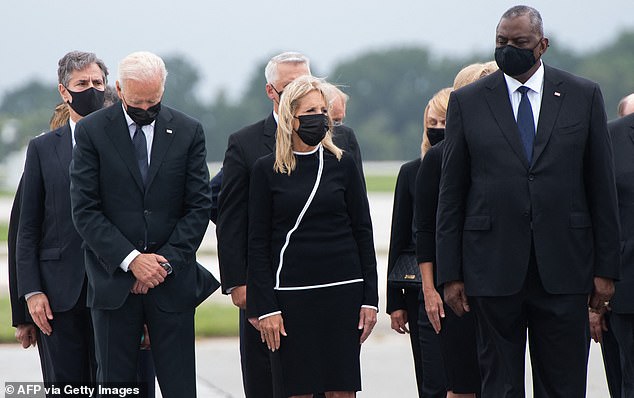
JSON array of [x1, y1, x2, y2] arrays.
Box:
[[118, 51, 168, 90], [264, 52, 311, 84], [321, 82, 349, 107]]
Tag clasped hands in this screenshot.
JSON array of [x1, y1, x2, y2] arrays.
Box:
[[129, 253, 169, 294]]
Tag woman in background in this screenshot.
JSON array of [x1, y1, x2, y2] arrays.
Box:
[[386, 87, 451, 397], [416, 62, 498, 398]]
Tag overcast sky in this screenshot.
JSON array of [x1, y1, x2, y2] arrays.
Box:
[[1, 0, 632, 102]]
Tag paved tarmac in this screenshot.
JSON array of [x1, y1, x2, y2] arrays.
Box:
[[0, 331, 612, 397], [0, 192, 613, 397]]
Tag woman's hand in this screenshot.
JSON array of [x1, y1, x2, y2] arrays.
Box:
[[259, 314, 287, 352], [423, 287, 445, 334], [359, 307, 377, 344], [390, 309, 409, 334]]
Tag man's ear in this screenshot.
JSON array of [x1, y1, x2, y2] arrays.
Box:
[[58, 83, 70, 103], [539, 37, 549, 56], [265, 83, 277, 102], [115, 81, 124, 100]]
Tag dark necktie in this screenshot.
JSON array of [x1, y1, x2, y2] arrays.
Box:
[[133, 124, 148, 184], [516, 86, 535, 163]]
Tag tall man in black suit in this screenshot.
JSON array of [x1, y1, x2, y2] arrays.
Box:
[[16, 51, 109, 386], [216, 51, 363, 398], [70, 51, 213, 398], [601, 112, 634, 397], [436, 6, 620, 397]]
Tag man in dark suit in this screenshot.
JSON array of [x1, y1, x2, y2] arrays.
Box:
[[8, 178, 41, 351], [70, 51, 213, 398], [216, 51, 363, 398], [436, 6, 620, 397], [601, 112, 634, 397], [15, 51, 109, 387]]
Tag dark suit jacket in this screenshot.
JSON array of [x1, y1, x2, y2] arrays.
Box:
[[609, 113, 634, 314], [436, 66, 620, 296], [16, 124, 86, 312], [386, 158, 420, 313], [216, 113, 364, 293], [70, 103, 214, 311], [8, 178, 31, 326]]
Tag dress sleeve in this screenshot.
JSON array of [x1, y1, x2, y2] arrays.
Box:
[[386, 163, 412, 313], [415, 146, 442, 267], [344, 156, 378, 308], [247, 160, 279, 319]]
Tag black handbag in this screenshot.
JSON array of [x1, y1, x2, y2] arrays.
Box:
[[387, 253, 421, 289]]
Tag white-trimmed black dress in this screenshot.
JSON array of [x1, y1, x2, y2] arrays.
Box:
[[247, 145, 378, 396]]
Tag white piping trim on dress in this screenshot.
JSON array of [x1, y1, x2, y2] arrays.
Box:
[[275, 278, 364, 291], [275, 145, 324, 289]]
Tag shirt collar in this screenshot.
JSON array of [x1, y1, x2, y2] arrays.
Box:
[[69, 118, 77, 146], [273, 110, 279, 125], [503, 61, 545, 95]]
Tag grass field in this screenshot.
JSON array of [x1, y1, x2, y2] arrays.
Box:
[[0, 296, 239, 344], [0, 223, 8, 243], [365, 174, 397, 192]]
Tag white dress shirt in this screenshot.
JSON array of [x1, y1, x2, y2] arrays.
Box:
[[503, 61, 545, 133]]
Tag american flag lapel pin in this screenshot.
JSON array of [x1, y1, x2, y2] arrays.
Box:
[[166, 129, 173, 134], [554, 91, 561, 97]]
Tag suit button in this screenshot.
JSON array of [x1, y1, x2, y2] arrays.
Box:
[[136, 240, 144, 247], [144, 210, 151, 216], [528, 174, 535, 181], [523, 211, 529, 217]]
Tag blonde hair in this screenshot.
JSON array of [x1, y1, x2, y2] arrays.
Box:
[[50, 102, 70, 130], [453, 61, 499, 90], [421, 88, 452, 157], [274, 76, 343, 175]]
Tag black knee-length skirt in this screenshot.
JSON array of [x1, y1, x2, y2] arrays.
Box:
[[274, 282, 364, 396]]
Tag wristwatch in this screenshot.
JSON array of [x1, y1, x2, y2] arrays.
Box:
[[159, 262, 173, 275]]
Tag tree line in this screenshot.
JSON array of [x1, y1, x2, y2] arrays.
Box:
[[1, 31, 633, 162]]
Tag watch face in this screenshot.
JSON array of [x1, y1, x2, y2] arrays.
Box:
[[161, 262, 173, 274]]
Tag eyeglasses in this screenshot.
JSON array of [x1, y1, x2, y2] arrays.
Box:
[[270, 84, 283, 99]]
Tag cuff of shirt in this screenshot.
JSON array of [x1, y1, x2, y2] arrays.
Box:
[[258, 311, 282, 321], [24, 291, 43, 301], [120, 250, 141, 272], [361, 305, 378, 312]]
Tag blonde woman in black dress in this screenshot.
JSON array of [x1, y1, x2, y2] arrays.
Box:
[[247, 75, 378, 398]]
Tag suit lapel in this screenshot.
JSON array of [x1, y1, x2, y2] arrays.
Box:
[[105, 105, 145, 191], [532, 66, 564, 165], [54, 123, 73, 184], [262, 113, 276, 153], [145, 107, 175, 190], [484, 71, 530, 169]]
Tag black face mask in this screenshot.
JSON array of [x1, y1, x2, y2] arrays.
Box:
[[66, 87, 105, 117], [494, 43, 540, 77], [125, 100, 161, 126], [294, 114, 329, 146], [427, 128, 445, 146]]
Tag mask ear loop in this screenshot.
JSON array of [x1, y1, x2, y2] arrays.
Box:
[[275, 145, 324, 289]]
